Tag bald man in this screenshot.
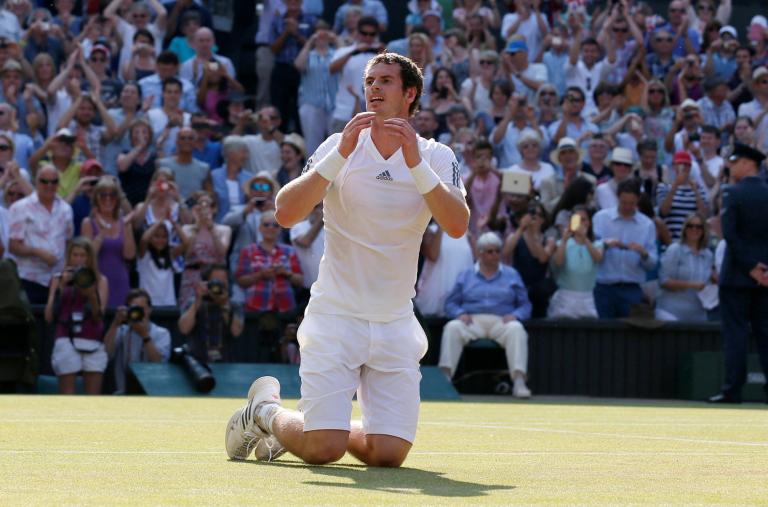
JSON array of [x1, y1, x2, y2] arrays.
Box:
[[157, 127, 212, 199], [180, 27, 237, 86]]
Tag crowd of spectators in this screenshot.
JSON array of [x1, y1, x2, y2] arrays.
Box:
[[0, 0, 766, 394]]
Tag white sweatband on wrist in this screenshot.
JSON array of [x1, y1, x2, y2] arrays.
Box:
[[410, 160, 442, 194], [314, 147, 347, 182]]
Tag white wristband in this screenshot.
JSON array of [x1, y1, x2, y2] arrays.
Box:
[[410, 160, 441, 194], [314, 147, 347, 182]]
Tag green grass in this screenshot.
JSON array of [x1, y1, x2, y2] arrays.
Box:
[[1, 395, 767, 505]]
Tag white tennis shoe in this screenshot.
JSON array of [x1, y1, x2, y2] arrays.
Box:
[[225, 376, 285, 461]]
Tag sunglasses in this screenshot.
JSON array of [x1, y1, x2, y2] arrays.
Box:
[[251, 183, 272, 192], [567, 95, 584, 103], [6, 190, 24, 198], [685, 75, 702, 81], [697, 4, 713, 11], [359, 30, 377, 37], [655, 37, 673, 42], [759, 79, 768, 85], [0, 111, 6, 116], [0, 145, 11, 151], [520, 143, 538, 149], [541, 91, 557, 96], [649, 88, 665, 94], [39, 178, 59, 185], [687, 223, 704, 229], [613, 27, 628, 33], [98, 192, 118, 199], [261, 222, 281, 228], [669, 7, 685, 13], [479, 60, 496, 66]]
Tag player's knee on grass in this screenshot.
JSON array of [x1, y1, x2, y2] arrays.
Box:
[[303, 430, 348, 464], [365, 435, 411, 468]]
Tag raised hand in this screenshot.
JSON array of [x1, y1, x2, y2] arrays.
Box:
[[337, 112, 375, 158], [382, 117, 421, 167]]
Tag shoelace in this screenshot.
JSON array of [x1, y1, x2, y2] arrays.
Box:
[[261, 437, 284, 462], [235, 430, 260, 459]]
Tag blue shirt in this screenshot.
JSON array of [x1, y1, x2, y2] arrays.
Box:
[[657, 242, 713, 321], [542, 50, 568, 96], [270, 12, 316, 64], [444, 264, 532, 320], [593, 207, 658, 284], [553, 238, 604, 292], [138, 73, 198, 112], [298, 49, 338, 112]]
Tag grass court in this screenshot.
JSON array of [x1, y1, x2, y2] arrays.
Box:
[[1, 395, 767, 505]]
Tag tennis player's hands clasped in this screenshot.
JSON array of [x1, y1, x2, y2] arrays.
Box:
[[383, 117, 421, 168], [338, 112, 376, 158]]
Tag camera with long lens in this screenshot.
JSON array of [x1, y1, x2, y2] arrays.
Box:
[[70, 267, 96, 289], [171, 345, 216, 393], [127, 305, 145, 323], [207, 279, 226, 297]]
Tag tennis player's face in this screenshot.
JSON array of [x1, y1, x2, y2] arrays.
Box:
[[364, 63, 414, 118]]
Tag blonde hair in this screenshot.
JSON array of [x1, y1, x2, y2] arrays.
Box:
[[90, 176, 124, 220], [681, 213, 709, 250], [66, 236, 102, 281]]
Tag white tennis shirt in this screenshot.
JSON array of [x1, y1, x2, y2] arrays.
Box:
[[304, 129, 465, 322]]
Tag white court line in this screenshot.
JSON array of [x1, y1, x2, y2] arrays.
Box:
[[0, 449, 754, 457], [421, 422, 768, 448], [2, 418, 767, 427]]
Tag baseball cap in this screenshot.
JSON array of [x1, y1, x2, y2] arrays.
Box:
[[719, 25, 738, 38], [0, 59, 22, 75], [680, 98, 700, 110], [54, 128, 76, 141], [750, 15, 768, 29], [753, 66, 768, 81], [505, 39, 529, 54], [91, 43, 111, 59], [81, 159, 104, 176], [672, 150, 693, 165]]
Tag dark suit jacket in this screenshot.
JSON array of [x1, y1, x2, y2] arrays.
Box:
[[720, 176, 768, 288]]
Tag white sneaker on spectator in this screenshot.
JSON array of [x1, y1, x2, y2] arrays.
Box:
[[225, 376, 285, 461], [513, 377, 531, 399]]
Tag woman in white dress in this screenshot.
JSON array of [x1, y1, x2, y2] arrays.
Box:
[[415, 221, 474, 317]]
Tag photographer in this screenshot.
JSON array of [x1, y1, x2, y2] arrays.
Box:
[[178, 264, 243, 363], [44, 236, 109, 395], [104, 288, 171, 394]]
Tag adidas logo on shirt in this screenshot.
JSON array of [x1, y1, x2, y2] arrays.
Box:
[[376, 170, 393, 181]]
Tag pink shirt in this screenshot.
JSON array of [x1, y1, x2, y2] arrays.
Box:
[[9, 193, 73, 285], [465, 172, 500, 235]]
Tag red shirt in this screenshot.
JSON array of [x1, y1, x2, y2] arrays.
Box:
[[236, 243, 302, 312]]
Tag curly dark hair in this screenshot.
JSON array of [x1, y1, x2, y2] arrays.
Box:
[[364, 52, 424, 116]]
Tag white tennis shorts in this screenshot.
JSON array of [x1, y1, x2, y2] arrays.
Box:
[[51, 337, 108, 376], [296, 311, 428, 443]]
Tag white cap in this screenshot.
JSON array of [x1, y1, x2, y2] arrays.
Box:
[[750, 15, 768, 28], [719, 25, 738, 38], [609, 147, 634, 166]]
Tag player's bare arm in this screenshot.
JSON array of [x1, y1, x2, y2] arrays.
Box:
[[275, 112, 376, 228], [383, 117, 469, 238]]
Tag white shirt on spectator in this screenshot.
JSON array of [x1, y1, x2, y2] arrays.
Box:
[[737, 99, 768, 152], [331, 45, 378, 122], [501, 13, 549, 64], [0, 9, 21, 41], [564, 58, 614, 116], [180, 55, 237, 86], [289, 219, 325, 289], [242, 134, 281, 176], [510, 63, 548, 102], [147, 108, 191, 156], [116, 17, 166, 71], [8, 192, 73, 285], [137, 252, 176, 306], [0, 206, 8, 258], [460, 78, 492, 116]]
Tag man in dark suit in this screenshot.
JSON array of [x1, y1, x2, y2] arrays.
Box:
[[710, 144, 768, 404]]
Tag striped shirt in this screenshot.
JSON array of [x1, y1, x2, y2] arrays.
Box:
[[656, 183, 700, 240], [298, 50, 338, 112]]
